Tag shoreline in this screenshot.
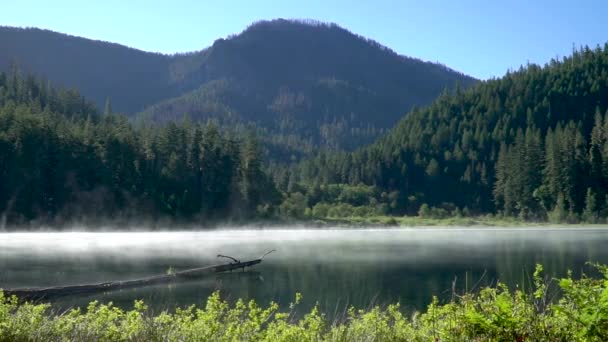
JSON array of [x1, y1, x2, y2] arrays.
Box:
[[1, 215, 608, 232]]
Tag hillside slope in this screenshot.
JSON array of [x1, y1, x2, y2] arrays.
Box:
[[292, 44, 608, 220], [141, 19, 477, 151], [0, 20, 477, 154], [0, 26, 173, 113], [0, 70, 278, 225]]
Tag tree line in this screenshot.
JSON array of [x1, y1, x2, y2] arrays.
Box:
[[3, 44, 608, 225], [282, 44, 608, 222], [0, 70, 279, 226]]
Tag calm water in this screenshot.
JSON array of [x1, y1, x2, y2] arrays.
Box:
[[1, 228, 607, 314]]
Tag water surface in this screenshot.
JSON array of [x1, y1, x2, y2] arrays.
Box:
[[1, 227, 607, 314]]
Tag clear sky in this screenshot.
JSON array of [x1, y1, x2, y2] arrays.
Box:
[[1, 0, 606, 80]]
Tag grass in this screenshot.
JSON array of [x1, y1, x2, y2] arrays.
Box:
[[1, 264, 608, 341], [395, 215, 542, 227], [298, 214, 608, 228], [306, 214, 548, 227]]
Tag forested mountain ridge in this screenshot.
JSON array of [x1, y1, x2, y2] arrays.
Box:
[[139, 19, 477, 151], [4, 42, 608, 225], [0, 20, 477, 154], [288, 44, 608, 222], [0, 26, 173, 113], [0, 70, 279, 226]]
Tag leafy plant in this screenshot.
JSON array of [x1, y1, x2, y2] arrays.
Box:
[[2, 263, 608, 341]]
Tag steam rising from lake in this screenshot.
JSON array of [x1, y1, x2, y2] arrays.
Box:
[[1, 227, 608, 312], [1, 227, 605, 261]]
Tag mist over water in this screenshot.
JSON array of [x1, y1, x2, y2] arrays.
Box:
[[1, 227, 608, 314]]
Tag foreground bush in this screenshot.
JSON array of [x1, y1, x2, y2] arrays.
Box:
[[1, 264, 607, 341]]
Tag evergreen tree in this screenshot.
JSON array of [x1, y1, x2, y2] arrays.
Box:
[[291, 44, 608, 219], [104, 97, 112, 116], [582, 188, 599, 223], [240, 133, 264, 214], [0, 71, 278, 225]]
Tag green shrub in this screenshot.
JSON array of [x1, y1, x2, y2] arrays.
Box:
[[311, 202, 330, 218], [279, 192, 308, 219], [418, 203, 450, 219]]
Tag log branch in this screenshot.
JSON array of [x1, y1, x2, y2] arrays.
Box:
[[3, 252, 273, 301], [217, 254, 240, 263]]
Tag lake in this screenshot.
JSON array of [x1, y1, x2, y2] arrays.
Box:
[[1, 228, 607, 315]]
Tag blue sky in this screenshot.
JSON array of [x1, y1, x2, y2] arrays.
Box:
[[1, 0, 606, 79]]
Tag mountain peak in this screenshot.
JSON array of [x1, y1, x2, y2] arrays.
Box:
[[1, 20, 477, 155]]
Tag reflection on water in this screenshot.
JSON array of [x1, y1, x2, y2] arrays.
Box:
[[1, 228, 607, 314]]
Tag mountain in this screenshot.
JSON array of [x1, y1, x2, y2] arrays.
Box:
[[0, 26, 173, 113], [4, 23, 608, 224], [139, 20, 478, 151], [0, 20, 477, 155], [291, 44, 608, 221]]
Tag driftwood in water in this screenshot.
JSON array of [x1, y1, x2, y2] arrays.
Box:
[[3, 250, 275, 301]]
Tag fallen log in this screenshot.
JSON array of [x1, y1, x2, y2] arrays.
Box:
[[3, 250, 275, 301]]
